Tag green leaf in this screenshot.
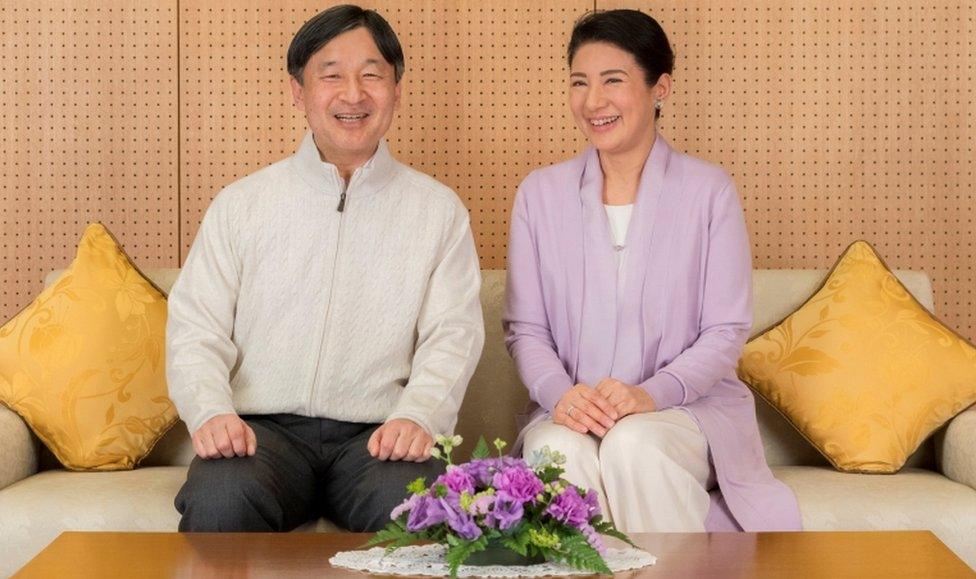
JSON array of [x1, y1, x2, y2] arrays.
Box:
[[444, 534, 489, 578], [406, 477, 428, 495], [500, 525, 532, 556], [471, 436, 490, 459], [381, 532, 424, 555], [537, 466, 563, 484], [553, 531, 612, 575], [361, 523, 408, 548], [594, 520, 637, 548]]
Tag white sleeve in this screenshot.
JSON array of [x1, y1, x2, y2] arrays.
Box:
[[386, 201, 485, 436], [165, 191, 241, 434]]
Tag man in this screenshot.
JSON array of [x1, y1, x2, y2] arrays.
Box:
[[166, 5, 484, 532]]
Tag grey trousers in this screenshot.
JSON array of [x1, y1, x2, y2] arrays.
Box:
[[174, 414, 445, 532]]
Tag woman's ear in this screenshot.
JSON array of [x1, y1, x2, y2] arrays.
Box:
[[654, 73, 673, 104]]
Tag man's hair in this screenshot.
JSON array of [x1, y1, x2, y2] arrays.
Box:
[[287, 4, 405, 85]]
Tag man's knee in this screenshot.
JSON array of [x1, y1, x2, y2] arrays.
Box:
[[344, 459, 445, 532], [175, 456, 284, 532]]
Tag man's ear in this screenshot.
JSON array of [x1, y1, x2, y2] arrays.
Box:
[[289, 76, 306, 112]]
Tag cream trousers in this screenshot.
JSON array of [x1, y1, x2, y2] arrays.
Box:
[[522, 409, 714, 533]]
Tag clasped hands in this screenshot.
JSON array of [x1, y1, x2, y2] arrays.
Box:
[[553, 378, 657, 437], [192, 414, 433, 462]]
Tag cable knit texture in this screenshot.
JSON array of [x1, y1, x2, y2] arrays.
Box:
[[166, 132, 484, 436]]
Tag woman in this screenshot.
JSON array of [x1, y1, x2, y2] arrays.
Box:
[[503, 9, 802, 533]]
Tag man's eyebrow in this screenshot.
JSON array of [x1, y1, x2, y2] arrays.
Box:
[[316, 58, 384, 69]]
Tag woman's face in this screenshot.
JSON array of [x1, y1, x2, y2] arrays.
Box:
[[569, 41, 663, 157]]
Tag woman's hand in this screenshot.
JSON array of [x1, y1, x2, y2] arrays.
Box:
[[553, 384, 619, 437], [596, 378, 657, 418]]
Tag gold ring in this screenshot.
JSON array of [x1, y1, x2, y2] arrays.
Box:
[[567, 404, 576, 418]]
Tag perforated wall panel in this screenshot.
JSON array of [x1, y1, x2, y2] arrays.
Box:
[[2, 1, 974, 341], [601, 1, 976, 336], [179, 0, 589, 266], [0, 2, 178, 317]]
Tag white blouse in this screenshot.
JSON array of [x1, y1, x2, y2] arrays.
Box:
[[604, 203, 634, 275]]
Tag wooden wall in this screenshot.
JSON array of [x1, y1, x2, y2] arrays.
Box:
[[3, 1, 975, 340]]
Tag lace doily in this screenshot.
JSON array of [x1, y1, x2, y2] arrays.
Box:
[[329, 544, 656, 577]]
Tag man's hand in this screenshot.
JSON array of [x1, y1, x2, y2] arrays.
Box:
[[192, 413, 257, 459], [595, 378, 657, 419], [368, 418, 434, 462], [553, 384, 618, 437]]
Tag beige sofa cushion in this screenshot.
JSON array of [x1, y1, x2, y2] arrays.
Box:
[[775, 465, 976, 568], [0, 467, 187, 575], [0, 405, 37, 490], [39, 267, 939, 470]]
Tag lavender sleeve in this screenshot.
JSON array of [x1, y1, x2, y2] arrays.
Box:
[[503, 180, 574, 413], [641, 180, 754, 410]]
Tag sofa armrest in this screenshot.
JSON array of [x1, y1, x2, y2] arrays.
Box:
[[0, 404, 37, 490], [939, 405, 976, 491]]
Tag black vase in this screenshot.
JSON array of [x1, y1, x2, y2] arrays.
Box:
[[464, 539, 546, 566]]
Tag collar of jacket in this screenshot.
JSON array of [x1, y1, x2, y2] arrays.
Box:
[[292, 130, 398, 202]]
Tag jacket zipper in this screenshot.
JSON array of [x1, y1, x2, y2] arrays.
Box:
[[307, 180, 349, 413]]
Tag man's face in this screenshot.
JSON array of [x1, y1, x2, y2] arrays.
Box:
[[290, 27, 401, 166]]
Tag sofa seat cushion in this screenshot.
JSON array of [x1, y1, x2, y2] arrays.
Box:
[[0, 467, 345, 576], [774, 466, 976, 568], [0, 467, 186, 575]]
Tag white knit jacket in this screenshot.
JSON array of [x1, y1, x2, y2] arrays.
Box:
[[165, 132, 485, 436]]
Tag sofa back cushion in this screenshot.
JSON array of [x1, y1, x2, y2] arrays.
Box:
[[37, 268, 938, 470]]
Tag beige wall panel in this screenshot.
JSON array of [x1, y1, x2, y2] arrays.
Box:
[[0, 1, 179, 321], [179, 1, 591, 267], [599, 1, 976, 338]]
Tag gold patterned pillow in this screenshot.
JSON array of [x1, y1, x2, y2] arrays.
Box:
[[738, 241, 976, 473], [0, 223, 176, 470]]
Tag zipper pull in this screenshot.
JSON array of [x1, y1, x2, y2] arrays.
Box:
[[337, 190, 346, 212]]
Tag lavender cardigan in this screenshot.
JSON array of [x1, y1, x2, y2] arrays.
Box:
[[503, 135, 802, 532]]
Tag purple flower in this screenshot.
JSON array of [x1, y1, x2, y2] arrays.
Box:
[[581, 523, 606, 555], [463, 456, 530, 488], [461, 458, 497, 487], [439, 497, 482, 540], [486, 496, 524, 531], [406, 495, 448, 532], [583, 488, 601, 519], [437, 466, 476, 495], [469, 493, 495, 516], [390, 494, 419, 521], [546, 486, 590, 529], [492, 465, 544, 504]]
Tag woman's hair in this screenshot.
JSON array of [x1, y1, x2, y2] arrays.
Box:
[[567, 9, 674, 118], [287, 4, 404, 85]]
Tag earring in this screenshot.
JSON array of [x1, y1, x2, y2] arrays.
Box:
[[654, 100, 664, 110]]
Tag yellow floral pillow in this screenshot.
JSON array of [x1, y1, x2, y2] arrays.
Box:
[[738, 241, 976, 473], [0, 223, 176, 470]]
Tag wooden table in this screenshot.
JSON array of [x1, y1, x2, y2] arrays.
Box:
[[14, 530, 973, 578]]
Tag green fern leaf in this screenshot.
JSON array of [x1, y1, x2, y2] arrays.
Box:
[[594, 520, 637, 547], [471, 436, 491, 459], [361, 523, 409, 548], [555, 532, 612, 575], [444, 535, 489, 578]]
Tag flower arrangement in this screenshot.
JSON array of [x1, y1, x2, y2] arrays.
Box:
[[365, 435, 635, 577]]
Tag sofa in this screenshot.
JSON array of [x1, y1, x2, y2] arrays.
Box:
[[1, 268, 974, 576]]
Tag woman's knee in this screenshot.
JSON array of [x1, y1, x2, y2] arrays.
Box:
[[599, 414, 683, 467], [523, 422, 597, 460]]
